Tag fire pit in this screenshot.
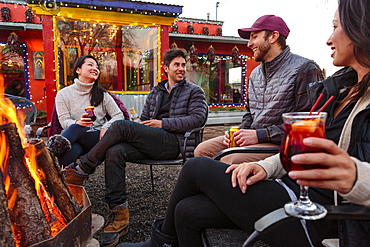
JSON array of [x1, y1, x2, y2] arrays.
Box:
[[0, 95, 102, 247], [31, 184, 92, 247]]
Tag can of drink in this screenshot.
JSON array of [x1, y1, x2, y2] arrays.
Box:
[[228, 126, 240, 148]]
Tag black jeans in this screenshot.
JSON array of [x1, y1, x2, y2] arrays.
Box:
[[160, 157, 337, 247], [79, 120, 179, 208]]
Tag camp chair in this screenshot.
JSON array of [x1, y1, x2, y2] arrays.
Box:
[[133, 107, 209, 192], [3, 94, 37, 140]]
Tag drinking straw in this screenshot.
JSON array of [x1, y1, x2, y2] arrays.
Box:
[[309, 93, 324, 115], [317, 95, 335, 114]]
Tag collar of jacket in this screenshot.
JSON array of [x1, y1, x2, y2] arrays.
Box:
[[307, 66, 358, 114], [158, 79, 187, 91]]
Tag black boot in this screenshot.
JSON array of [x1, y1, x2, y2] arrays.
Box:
[[118, 218, 178, 247]]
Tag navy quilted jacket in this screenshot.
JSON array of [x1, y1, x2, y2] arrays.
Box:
[[140, 79, 207, 157]]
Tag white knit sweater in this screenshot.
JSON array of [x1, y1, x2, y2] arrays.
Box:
[[256, 89, 370, 207], [55, 79, 124, 130]]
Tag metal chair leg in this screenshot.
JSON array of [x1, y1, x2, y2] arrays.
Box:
[[150, 164, 154, 192]]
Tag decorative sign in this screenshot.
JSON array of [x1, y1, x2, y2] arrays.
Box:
[[33, 51, 45, 80]]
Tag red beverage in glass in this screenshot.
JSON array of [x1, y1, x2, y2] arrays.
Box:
[[85, 106, 96, 122], [280, 112, 327, 172]]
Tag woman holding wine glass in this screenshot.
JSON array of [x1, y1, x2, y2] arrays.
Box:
[[119, 0, 370, 246], [49, 55, 125, 167]]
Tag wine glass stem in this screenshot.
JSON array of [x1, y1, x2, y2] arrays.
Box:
[[299, 185, 312, 205]]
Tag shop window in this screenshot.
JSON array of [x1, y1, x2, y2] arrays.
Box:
[[0, 42, 28, 98], [56, 21, 158, 92], [186, 55, 245, 104]]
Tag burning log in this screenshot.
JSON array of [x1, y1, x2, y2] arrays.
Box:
[[0, 171, 15, 247], [0, 122, 51, 246], [28, 139, 82, 222]]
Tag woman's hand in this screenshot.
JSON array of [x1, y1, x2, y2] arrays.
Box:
[[225, 162, 267, 193], [288, 137, 357, 194], [75, 113, 94, 127], [99, 128, 107, 139]]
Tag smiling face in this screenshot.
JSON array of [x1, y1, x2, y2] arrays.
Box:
[[326, 10, 356, 68], [164, 56, 186, 84], [76, 58, 100, 83], [247, 30, 272, 62]]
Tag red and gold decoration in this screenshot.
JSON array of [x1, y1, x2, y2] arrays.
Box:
[[170, 42, 178, 49], [189, 44, 198, 64], [187, 24, 194, 34], [25, 8, 34, 23], [171, 23, 178, 33], [232, 46, 240, 65], [207, 45, 216, 64], [7, 32, 20, 54], [203, 26, 209, 35], [1, 6, 11, 21]]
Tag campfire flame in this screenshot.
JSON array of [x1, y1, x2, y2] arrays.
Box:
[[0, 94, 67, 245]]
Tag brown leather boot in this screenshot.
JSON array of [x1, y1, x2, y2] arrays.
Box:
[[63, 168, 88, 185], [99, 204, 129, 247], [61, 161, 88, 185]]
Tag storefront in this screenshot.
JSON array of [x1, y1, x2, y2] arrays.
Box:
[[2, 1, 258, 120], [26, 0, 182, 120], [0, 0, 44, 111]]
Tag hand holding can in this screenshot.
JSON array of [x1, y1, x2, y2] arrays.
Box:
[[228, 126, 240, 148]]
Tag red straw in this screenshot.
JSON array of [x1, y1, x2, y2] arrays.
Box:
[[317, 95, 335, 114], [309, 93, 324, 115]]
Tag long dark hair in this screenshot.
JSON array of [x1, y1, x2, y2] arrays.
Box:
[[73, 55, 106, 107], [339, 0, 370, 101]]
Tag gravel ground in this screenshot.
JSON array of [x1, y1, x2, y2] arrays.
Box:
[[83, 124, 233, 244]]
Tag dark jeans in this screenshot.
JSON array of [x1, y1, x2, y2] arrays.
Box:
[[160, 157, 337, 247], [60, 124, 100, 167], [79, 120, 180, 208]]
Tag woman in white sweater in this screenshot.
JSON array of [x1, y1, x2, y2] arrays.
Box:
[[49, 55, 124, 167]]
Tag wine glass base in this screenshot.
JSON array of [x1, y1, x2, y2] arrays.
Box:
[[284, 201, 327, 220]]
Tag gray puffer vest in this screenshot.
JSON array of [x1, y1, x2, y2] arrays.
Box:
[[244, 46, 322, 144]]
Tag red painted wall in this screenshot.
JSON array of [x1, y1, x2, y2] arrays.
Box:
[[0, 3, 41, 24], [171, 21, 222, 36]]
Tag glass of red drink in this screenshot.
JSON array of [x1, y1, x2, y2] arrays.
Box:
[[280, 112, 327, 220], [85, 106, 97, 132]]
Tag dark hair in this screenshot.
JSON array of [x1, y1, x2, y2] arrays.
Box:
[[163, 48, 187, 67], [73, 55, 106, 107], [9, 79, 23, 88], [339, 0, 370, 101], [264, 30, 287, 49]]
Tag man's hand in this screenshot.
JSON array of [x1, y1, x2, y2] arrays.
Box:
[[141, 119, 162, 128], [233, 129, 258, 146], [222, 130, 231, 146], [225, 162, 267, 193]]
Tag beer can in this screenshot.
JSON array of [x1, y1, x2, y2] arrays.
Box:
[[228, 126, 240, 148]]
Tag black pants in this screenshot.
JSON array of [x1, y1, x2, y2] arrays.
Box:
[[160, 157, 337, 247], [79, 120, 180, 208]]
